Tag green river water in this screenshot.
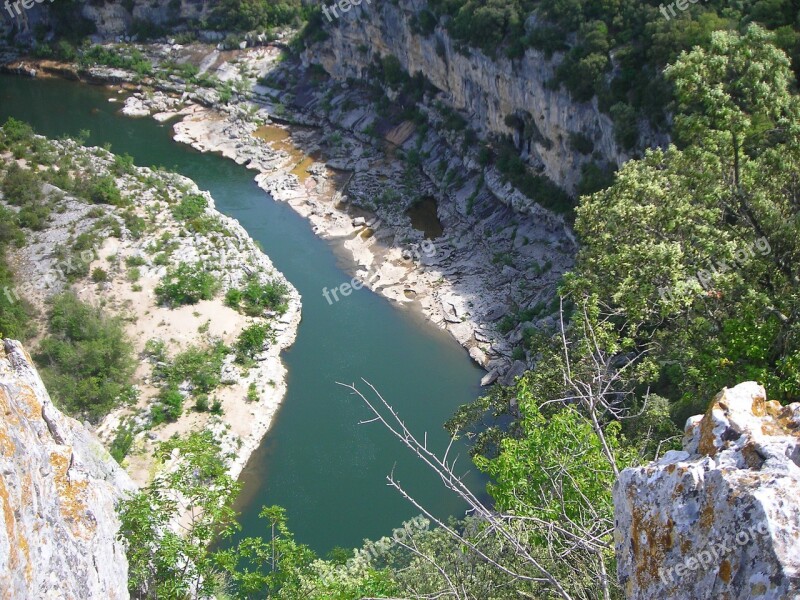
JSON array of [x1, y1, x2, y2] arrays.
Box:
[[0, 74, 486, 553]]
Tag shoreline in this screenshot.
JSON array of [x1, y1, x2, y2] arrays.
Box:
[[1, 44, 577, 386], [1, 131, 302, 487]]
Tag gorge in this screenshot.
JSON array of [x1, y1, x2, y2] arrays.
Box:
[[1, 0, 800, 598]]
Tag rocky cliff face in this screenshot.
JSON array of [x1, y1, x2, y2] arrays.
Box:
[[0, 0, 213, 42], [0, 339, 134, 599], [80, 0, 214, 39], [306, 0, 663, 192], [614, 382, 800, 599]]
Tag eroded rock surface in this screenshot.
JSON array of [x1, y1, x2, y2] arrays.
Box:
[[0, 339, 133, 599], [614, 381, 800, 599]]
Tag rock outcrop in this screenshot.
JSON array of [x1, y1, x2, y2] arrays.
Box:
[[614, 381, 800, 599], [0, 339, 134, 600], [307, 0, 664, 192]]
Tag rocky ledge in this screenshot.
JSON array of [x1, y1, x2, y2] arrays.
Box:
[[614, 381, 800, 599], [0, 339, 134, 599]]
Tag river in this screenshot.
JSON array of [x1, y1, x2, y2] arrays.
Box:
[[0, 74, 486, 553]]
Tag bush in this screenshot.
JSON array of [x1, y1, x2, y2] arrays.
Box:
[[194, 394, 210, 412], [84, 174, 125, 206], [35, 292, 135, 422], [226, 276, 289, 316], [0, 117, 36, 150], [609, 102, 639, 151], [224, 288, 243, 309], [91, 268, 109, 282], [495, 143, 573, 214], [156, 342, 228, 394], [209, 0, 306, 32], [2, 163, 43, 207], [576, 162, 615, 197], [172, 193, 208, 221], [2, 164, 53, 231], [155, 387, 184, 423], [156, 262, 220, 307], [569, 132, 595, 155], [110, 422, 135, 463], [235, 323, 272, 363], [0, 250, 34, 341]]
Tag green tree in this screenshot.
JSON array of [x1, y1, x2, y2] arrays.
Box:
[[119, 431, 242, 599], [566, 25, 800, 420]]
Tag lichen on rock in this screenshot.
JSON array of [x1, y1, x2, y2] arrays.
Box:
[[614, 381, 800, 599], [0, 339, 133, 599]]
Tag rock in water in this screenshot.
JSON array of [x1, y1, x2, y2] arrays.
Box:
[[614, 381, 800, 599], [0, 339, 134, 599]]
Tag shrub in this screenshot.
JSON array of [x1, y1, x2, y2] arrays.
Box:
[[2, 163, 43, 206], [35, 292, 135, 422], [210, 398, 223, 415], [569, 132, 595, 155], [122, 209, 146, 239], [161, 342, 228, 394], [172, 193, 208, 221], [125, 255, 147, 267], [80, 174, 126, 206], [235, 323, 272, 363], [0, 117, 36, 150], [156, 262, 220, 307], [194, 394, 210, 412], [157, 387, 184, 422], [110, 422, 135, 463], [226, 276, 289, 316], [0, 249, 33, 341], [609, 102, 639, 151], [91, 268, 109, 282], [247, 382, 258, 402], [224, 288, 243, 309], [113, 153, 136, 175]]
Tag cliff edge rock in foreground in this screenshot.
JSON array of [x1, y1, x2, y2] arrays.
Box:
[[615, 381, 800, 599], [0, 339, 133, 599]]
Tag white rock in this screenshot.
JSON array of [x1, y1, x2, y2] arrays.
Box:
[[615, 382, 800, 599], [0, 340, 134, 599]]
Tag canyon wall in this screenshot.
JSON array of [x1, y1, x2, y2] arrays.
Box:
[[0, 339, 133, 599], [305, 0, 659, 192], [614, 381, 800, 599]]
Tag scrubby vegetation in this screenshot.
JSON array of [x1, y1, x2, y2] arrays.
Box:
[[225, 275, 290, 316], [35, 292, 136, 422], [234, 322, 272, 363], [156, 262, 221, 306]]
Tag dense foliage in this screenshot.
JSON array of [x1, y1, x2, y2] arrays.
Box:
[[422, 0, 800, 144], [35, 292, 136, 422], [210, 0, 307, 32], [119, 431, 399, 599], [566, 25, 800, 422]]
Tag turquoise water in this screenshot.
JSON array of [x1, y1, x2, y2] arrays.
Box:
[[0, 74, 486, 553]]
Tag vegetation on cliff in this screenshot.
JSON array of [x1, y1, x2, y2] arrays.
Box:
[[423, 0, 800, 143]]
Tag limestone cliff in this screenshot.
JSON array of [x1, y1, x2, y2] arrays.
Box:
[[614, 382, 800, 599], [305, 0, 664, 192], [0, 339, 133, 600]]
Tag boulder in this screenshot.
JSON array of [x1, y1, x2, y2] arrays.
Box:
[[614, 382, 800, 599]]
